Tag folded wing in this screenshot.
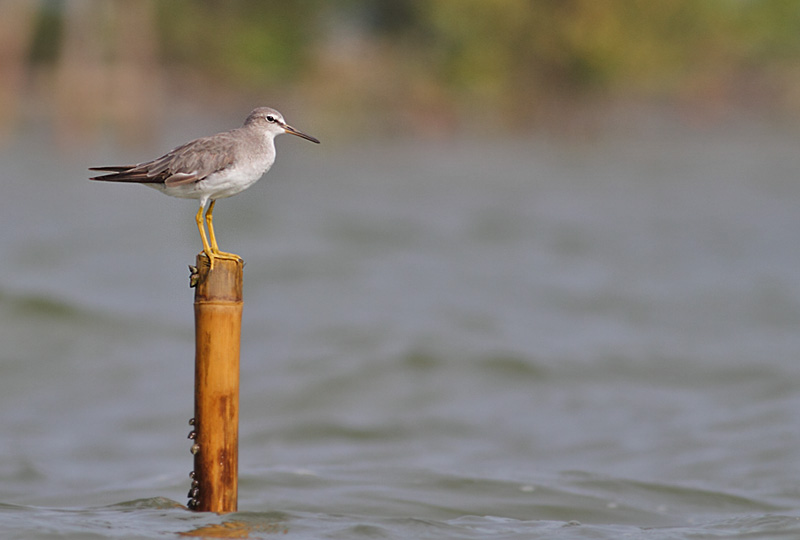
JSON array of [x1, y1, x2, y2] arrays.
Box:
[[90, 133, 238, 186]]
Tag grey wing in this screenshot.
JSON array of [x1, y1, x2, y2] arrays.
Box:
[[156, 135, 237, 186], [90, 133, 237, 185]]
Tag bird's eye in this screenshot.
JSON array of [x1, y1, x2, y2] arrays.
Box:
[[266, 115, 275, 123]]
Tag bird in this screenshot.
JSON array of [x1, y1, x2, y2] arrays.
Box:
[[90, 107, 320, 269]]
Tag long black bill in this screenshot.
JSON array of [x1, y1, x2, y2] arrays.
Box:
[[281, 123, 320, 144]]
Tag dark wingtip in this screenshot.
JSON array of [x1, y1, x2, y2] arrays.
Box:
[[89, 166, 135, 171], [89, 165, 136, 181]]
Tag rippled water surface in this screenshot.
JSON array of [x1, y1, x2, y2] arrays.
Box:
[[2, 119, 800, 538]]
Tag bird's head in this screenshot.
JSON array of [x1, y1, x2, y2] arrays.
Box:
[[245, 107, 320, 144]]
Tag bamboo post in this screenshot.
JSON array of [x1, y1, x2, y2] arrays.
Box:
[[187, 256, 243, 513]]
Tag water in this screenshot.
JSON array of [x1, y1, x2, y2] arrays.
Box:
[[2, 116, 800, 538]]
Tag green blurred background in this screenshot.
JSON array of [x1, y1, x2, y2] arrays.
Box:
[[2, 0, 800, 144]]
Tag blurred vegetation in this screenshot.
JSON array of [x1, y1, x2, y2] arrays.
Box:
[[10, 0, 800, 138], [156, 1, 316, 86]]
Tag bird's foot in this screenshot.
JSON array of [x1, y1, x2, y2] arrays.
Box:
[[212, 249, 243, 261], [200, 249, 242, 271]]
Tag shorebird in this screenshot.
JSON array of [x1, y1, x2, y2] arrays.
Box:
[[90, 107, 320, 269]]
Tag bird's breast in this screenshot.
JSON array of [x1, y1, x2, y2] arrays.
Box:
[[198, 154, 274, 199]]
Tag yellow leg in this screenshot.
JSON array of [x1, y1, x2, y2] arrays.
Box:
[[205, 200, 242, 262], [195, 205, 216, 269]]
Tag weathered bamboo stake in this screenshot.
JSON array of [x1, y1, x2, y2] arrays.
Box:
[[188, 255, 243, 513]]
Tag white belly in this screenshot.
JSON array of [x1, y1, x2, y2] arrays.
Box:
[[150, 157, 274, 202]]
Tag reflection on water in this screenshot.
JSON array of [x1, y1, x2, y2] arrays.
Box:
[[2, 120, 800, 538]]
